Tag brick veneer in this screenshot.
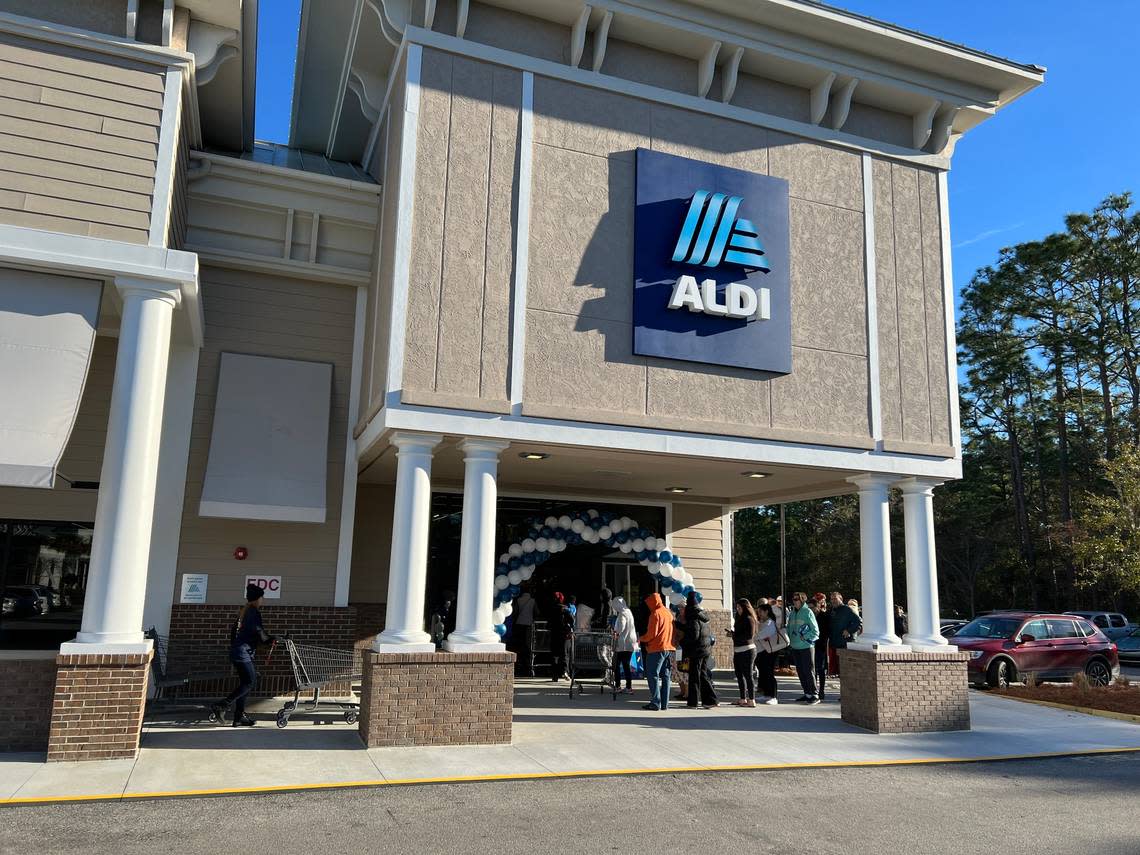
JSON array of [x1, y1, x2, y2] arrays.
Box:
[[838, 648, 971, 733], [164, 604, 357, 698], [0, 656, 57, 752], [47, 651, 151, 762], [705, 609, 731, 670], [358, 651, 515, 748]]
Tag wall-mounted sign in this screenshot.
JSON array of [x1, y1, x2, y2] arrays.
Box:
[[180, 573, 208, 604], [633, 148, 792, 373], [245, 575, 281, 599]]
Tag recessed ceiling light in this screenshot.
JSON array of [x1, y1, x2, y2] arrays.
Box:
[[741, 471, 770, 479], [519, 452, 549, 460], [665, 486, 690, 494]]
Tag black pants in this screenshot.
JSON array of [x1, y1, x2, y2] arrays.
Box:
[[755, 649, 777, 699], [551, 637, 570, 679], [733, 648, 757, 700], [614, 650, 633, 689], [814, 642, 828, 697], [514, 625, 534, 677], [686, 653, 718, 707], [791, 647, 817, 699], [223, 656, 257, 717]]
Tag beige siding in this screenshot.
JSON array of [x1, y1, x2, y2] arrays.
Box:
[[347, 484, 394, 603], [0, 335, 115, 522], [176, 268, 356, 606], [0, 34, 162, 244], [670, 503, 724, 608]]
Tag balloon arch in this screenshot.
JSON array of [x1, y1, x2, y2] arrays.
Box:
[[491, 507, 702, 636]]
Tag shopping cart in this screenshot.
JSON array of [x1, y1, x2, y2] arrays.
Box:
[[144, 627, 232, 722], [568, 630, 616, 700], [275, 636, 362, 728]]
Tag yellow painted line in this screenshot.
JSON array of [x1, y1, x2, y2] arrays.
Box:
[[990, 692, 1140, 724], [4, 746, 1140, 807]]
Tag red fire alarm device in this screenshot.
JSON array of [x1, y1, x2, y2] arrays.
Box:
[[233, 546, 248, 561]]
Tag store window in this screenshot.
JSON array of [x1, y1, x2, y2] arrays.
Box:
[[0, 520, 91, 650]]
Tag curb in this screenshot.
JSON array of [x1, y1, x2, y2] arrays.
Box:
[[3, 745, 1140, 807], [989, 691, 1140, 724]]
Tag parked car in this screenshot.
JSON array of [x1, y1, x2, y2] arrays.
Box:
[[1064, 611, 1133, 640], [953, 612, 1119, 689], [7, 585, 50, 615], [1116, 626, 1140, 664], [940, 619, 968, 638], [2, 587, 43, 618]]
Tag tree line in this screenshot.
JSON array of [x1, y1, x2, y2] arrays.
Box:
[[735, 193, 1140, 620]]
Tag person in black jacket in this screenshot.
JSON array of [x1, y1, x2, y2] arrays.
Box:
[[212, 584, 275, 727], [812, 593, 831, 700], [682, 592, 718, 709], [727, 597, 758, 707]]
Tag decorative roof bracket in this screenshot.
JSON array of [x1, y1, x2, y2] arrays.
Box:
[[697, 40, 722, 99], [912, 99, 939, 150], [827, 75, 858, 130], [721, 46, 743, 103], [591, 10, 613, 72], [810, 71, 836, 125], [570, 5, 592, 68]]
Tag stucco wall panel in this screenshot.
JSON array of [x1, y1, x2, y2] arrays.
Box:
[[732, 73, 811, 125], [464, 1, 569, 64], [649, 104, 768, 175], [0, 0, 126, 36], [771, 347, 870, 439], [872, 158, 903, 443], [920, 169, 951, 447], [768, 132, 863, 212], [533, 76, 650, 161], [646, 363, 771, 429], [844, 102, 912, 150], [790, 199, 866, 356], [599, 39, 695, 96]]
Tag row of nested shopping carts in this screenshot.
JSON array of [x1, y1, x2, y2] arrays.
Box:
[[145, 629, 361, 727]]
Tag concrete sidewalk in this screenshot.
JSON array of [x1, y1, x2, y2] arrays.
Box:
[[3, 678, 1139, 804]]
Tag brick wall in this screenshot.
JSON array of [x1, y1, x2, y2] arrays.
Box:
[[47, 652, 151, 762], [352, 602, 386, 656], [0, 656, 57, 752], [358, 651, 514, 747], [164, 605, 357, 698], [705, 609, 731, 670], [838, 648, 970, 733]]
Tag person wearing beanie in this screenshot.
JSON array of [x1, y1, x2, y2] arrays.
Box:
[[212, 583, 276, 726]]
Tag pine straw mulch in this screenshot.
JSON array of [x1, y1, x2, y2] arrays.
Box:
[[994, 680, 1140, 719]]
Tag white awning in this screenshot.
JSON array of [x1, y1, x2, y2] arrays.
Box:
[[0, 269, 102, 489], [199, 352, 333, 523]]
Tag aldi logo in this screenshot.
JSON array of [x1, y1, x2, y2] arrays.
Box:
[[633, 148, 792, 374]]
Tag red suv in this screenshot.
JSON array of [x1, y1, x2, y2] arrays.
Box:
[[954, 612, 1119, 689]]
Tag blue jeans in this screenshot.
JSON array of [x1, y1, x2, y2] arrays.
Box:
[[223, 648, 258, 717], [644, 650, 672, 710]]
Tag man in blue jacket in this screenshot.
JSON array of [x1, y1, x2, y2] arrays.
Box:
[[786, 592, 820, 704]]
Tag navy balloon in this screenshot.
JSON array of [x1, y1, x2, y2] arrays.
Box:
[[671, 555, 682, 567], [658, 550, 673, 564], [508, 556, 521, 570]]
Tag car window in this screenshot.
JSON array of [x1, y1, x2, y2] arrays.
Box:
[[1093, 615, 1110, 627], [1046, 619, 1080, 639], [1020, 619, 1049, 640], [1074, 620, 1096, 637], [956, 617, 1022, 639], [1110, 614, 1127, 628]]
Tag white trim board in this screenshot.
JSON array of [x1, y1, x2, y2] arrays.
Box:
[[405, 26, 950, 170], [334, 287, 368, 606], [938, 171, 962, 460], [150, 67, 184, 247], [508, 71, 534, 415], [721, 505, 734, 611]]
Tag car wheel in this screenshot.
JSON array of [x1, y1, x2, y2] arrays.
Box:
[[1085, 658, 1112, 687], [987, 658, 1014, 689]]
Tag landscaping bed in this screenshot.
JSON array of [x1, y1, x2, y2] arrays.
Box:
[[994, 681, 1140, 718]]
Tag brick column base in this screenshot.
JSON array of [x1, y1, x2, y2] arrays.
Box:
[[838, 648, 970, 733], [358, 651, 515, 748], [0, 655, 57, 752], [47, 651, 152, 762]]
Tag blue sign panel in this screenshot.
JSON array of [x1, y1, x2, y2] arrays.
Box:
[[633, 148, 792, 373]]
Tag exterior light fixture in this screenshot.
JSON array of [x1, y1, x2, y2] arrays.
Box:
[[665, 486, 690, 494], [519, 452, 549, 460], [741, 471, 770, 478]]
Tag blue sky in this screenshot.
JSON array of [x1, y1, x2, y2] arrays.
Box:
[[253, 1, 1139, 297]]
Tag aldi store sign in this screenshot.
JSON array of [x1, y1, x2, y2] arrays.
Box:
[[633, 148, 791, 373]]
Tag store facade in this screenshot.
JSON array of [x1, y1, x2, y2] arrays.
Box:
[[0, 0, 1041, 757]]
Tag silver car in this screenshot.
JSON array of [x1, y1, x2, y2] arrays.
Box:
[[1065, 611, 1133, 640]]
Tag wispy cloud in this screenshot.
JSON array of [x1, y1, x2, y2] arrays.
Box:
[[954, 222, 1025, 249]]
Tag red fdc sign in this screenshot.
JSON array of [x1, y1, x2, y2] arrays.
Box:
[[245, 575, 282, 599]]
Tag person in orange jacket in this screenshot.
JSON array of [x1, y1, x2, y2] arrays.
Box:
[[638, 592, 676, 711]]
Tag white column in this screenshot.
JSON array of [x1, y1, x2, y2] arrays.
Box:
[[898, 477, 955, 651], [69, 278, 180, 649], [846, 474, 907, 651], [445, 439, 510, 652], [373, 432, 442, 653]]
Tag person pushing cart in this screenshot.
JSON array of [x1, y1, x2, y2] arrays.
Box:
[[212, 583, 276, 727]]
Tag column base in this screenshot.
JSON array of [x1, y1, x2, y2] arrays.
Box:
[[847, 640, 911, 653], [443, 639, 507, 653], [358, 651, 515, 747], [904, 635, 957, 653], [838, 648, 970, 734], [372, 641, 436, 654], [60, 639, 154, 656], [47, 649, 152, 761]]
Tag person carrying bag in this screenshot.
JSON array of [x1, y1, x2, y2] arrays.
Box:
[[753, 601, 783, 705]]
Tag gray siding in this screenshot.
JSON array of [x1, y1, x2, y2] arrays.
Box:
[[0, 34, 162, 244]]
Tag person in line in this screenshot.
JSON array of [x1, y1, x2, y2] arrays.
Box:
[[212, 583, 275, 727], [754, 601, 779, 704], [550, 591, 573, 681], [575, 596, 595, 632], [811, 593, 831, 701], [638, 592, 675, 711], [847, 598, 861, 616], [787, 591, 820, 704], [513, 590, 538, 678], [598, 587, 613, 628], [611, 596, 637, 694], [681, 592, 718, 709], [894, 604, 909, 639], [829, 591, 862, 679], [728, 597, 758, 707]]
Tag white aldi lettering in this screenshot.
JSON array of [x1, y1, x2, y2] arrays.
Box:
[[668, 275, 771, 320]]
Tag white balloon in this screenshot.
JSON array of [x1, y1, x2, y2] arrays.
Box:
[[521, 565, 534, 580], [660, 565, 674, 579], [501, 602, 513, 617], [508, 543, 523, 558], [598, 526, 613, 540], [639, 558, 650, 566], [617, 517, 630, 531], [492, 608, 505, 624], [645, 537, 657, 551], [619, 542, 632, 553], [499, 553, 510, 565], [508, 570, 522, 585], [587, 508, 599, 518], [571, 519, 585, 533], [629, 519, 639, 530], [545, 516, 558, 528], [558, 515, 572, 529], [535, 537, 549, 552], [649, 562, 661, 575], [495, 575, 509, 591], [584, 529, 597, 543], [522, 538, 536, 553], [632, 538, 645, 552]]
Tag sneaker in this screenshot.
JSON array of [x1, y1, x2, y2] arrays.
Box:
[[231, 715, 256, 727], [807, 697, 821, 705], [794, 695, 811, 703], [642, 703, 661, 711], [763, 697, 779, 705]]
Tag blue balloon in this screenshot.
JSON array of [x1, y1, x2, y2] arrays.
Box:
[[496, 563, 508, 575], [682, 585, 694, 595], [694, 592, 703, 603], [671, 555, 682, 567], [494, 623, 507, 637], [646, 551, 658, 564], [658, 550, 673, 564], [522, 552, 535, 566], [616, 531, 629, 544], [534, 551, 548, 564], [509, 556, 522, 570], [635, 550, 647, 561], [540, 526, 553, 538]]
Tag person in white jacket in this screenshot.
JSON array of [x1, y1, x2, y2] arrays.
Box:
[[611, 596, 638, 694]]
